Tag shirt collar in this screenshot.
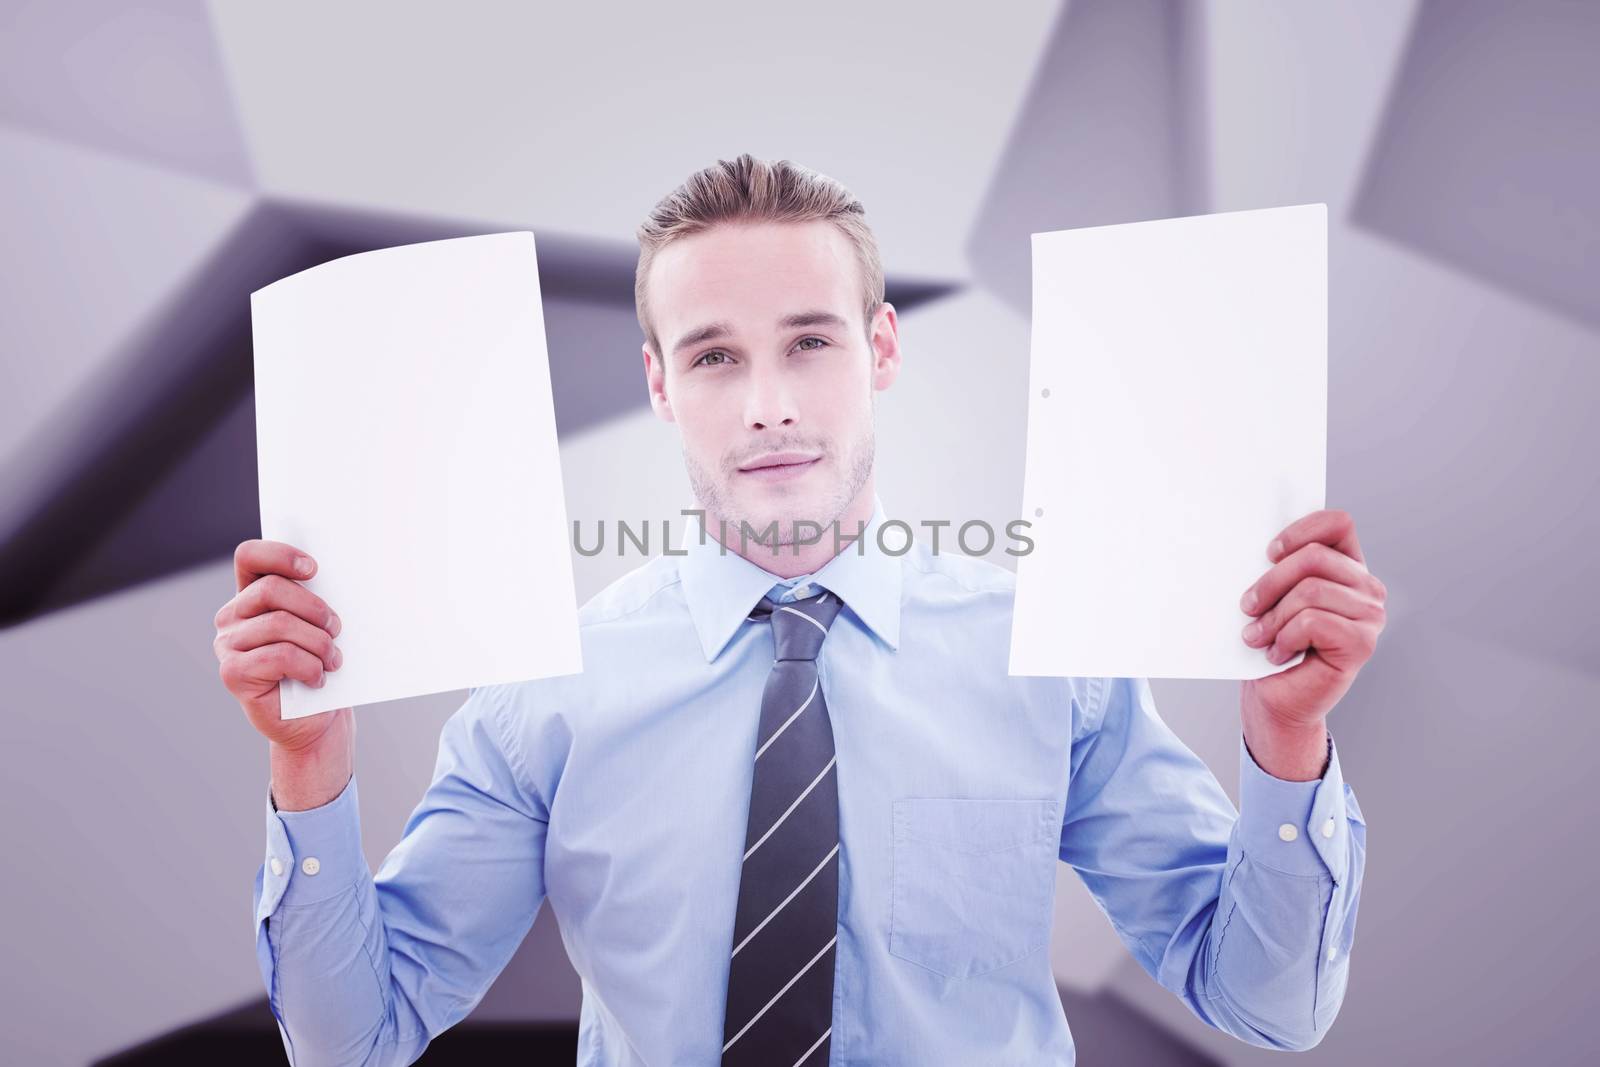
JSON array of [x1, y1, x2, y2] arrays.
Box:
[[676, 492, 903, 661]]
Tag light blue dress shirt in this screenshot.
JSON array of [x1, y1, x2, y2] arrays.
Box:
[[254, 493, 1366, 1065]]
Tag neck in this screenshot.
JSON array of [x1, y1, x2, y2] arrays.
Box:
[[706, 478, 876, 579]]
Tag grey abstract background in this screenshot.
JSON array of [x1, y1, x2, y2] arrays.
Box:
[[1, 1, 1595, 1064]]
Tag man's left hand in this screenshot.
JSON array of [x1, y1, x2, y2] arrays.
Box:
[[1239, 508, 1387, 732]]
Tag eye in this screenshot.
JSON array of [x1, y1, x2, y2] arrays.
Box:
[[692, 350, 731, 367], [795, 336, 829, 352]]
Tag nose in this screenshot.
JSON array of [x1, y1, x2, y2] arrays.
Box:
[[743, 360, 799, 431]]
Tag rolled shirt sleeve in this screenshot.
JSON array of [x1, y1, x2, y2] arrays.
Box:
[[250, 683, 552, 1066], [1059, 676, 1367, 1052]]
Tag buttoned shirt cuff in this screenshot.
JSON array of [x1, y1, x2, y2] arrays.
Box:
[[257, 772, 366, 920], [1235, 730, 1350, 883]]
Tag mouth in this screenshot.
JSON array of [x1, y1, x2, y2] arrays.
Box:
[[737, 452, 822, 483]]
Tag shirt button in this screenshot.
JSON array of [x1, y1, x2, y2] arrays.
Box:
[[269, 857, 284, 877], [1278, 822, 1299, 842], [1320, 816, 1336, 838], [301, 857, 321, 876], [1328, 944, 1339, 962], [794, 583, 813, 599]]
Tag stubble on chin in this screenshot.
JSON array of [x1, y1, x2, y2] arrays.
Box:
[[683, 427, 874, 552]]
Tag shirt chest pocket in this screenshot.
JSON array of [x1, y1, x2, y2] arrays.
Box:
[[889, 796, 1061, 979]]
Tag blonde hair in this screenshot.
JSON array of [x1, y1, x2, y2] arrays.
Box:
[[634, 153, 884, 361]]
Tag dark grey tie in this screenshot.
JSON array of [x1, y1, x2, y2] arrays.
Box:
[[721, 587, 845, 1067]]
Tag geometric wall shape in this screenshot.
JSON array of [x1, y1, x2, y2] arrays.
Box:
[[967, 0, 1210, 315], [1317, 226, 1600, 684], [0, 125, 253, 467], [0, 0, 254, 186], [206, 1, 1061, 282], [0, 201, 297, 629], [1352, 0, 1600, 331], [0, 201, 288, 628], [37, 388, 262, 612]]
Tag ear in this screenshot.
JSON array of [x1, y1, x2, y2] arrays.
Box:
[[868, 301, 902, 392], [644, 343, 676, 423]]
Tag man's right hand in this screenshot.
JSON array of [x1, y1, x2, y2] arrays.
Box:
[[215, 539, 352, 806]]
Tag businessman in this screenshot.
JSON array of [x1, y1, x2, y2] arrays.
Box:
[[215, 154, 1381, 1065]]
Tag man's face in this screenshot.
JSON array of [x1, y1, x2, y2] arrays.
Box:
[[643, 220, 900, 547]]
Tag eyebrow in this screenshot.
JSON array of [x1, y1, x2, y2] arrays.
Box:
[[671, 310, 850, 360]]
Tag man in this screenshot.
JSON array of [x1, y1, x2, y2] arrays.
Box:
[[215, 154, 1380, 1065]]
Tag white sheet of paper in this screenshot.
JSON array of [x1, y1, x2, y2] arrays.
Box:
[[1009, 204, 1327, 680], [251, 231, 582, 719]]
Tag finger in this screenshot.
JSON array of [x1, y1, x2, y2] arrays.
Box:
[[234, 539, 316, 594], [1267, 508, 1365, 566], [227, 641, 329, 691], [1242, 575, 1381, 648], [218, 609, 341, 671], [1266, 607, 1376, 666], [1242, 541, 1385, 618], [228, 573, 340, 636]]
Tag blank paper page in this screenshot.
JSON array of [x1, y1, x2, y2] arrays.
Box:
[[1009, 204, 1326, 681], [251, 231, 582, 719]]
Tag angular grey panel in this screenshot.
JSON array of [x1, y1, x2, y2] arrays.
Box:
[[0, 202, 300, 627], [967, 0, 1210, 315], [0, 0, 254, 185], [0, 125, 252, 469], [1352, 0, 1600, 330]]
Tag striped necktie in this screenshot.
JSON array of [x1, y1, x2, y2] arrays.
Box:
[[720, 587, 845, 1067]]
